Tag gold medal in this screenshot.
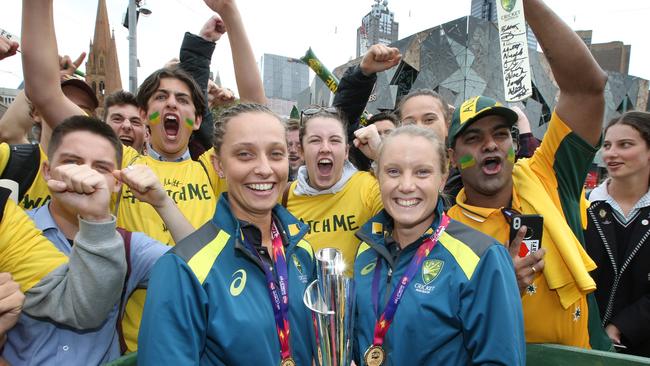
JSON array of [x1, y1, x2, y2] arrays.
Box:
[[280, 357, 296, 366], [364, 345, 386, 366]]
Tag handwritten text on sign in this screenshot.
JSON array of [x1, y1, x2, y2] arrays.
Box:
[[496, 0, 532, 102], [0, 28, 20, 44]]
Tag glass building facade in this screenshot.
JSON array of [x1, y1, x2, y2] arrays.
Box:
[[262, 54, 309, 101], [333, 16, 648, 140]]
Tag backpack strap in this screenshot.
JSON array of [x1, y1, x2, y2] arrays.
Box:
[[0, 187, 11, 220], [0, 144, 41, 201], [115, 227, 133, 355], [197, 157, 214, 188]]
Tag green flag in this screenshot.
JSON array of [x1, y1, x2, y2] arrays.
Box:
[[300, 47, 369, 126], [290, 105, 300, 119]]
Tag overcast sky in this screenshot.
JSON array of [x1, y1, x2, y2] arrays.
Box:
[[1, 0, 648, 96]]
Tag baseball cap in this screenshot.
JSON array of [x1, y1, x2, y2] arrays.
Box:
[[448, 96, 518, 146], [60, 74, 99, 111]]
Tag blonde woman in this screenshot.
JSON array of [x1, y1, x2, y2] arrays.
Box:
[[354, 126, 524, 365]]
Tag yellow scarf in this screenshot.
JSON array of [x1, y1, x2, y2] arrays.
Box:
[[513, 162, 596, 309]]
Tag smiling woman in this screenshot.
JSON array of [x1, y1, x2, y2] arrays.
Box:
[[353, 125, 525, 365], [585, 111, 650, 357], [138, 103, 318, 365], [211, 104, 290, 220]]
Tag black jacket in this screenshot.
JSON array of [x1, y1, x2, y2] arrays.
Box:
[[332, 65, 376, 172], [585, 201, 650, 357], [179, 32, 216, 159]]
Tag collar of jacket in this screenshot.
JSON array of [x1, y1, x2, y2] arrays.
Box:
[[355, 198, 445, 269], [211, 193, 310, 254]]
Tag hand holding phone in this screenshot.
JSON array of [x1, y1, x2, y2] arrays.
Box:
[[509, 214, 543, 258], [507, 222, 546, 295]]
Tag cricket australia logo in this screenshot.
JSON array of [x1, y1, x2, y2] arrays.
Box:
[[292, 254, 303, 274], [292, 254, 308, 283], [415, 259, 443, 294], [501, 0, 516, 12]]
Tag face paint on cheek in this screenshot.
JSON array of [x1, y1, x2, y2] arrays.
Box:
[[185, 118, 194, 131], [459, 154, 477, 170], [148, 111, 161, 126], [507, 147, 516, 164]]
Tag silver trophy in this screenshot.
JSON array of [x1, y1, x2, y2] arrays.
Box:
[[303, 248, 355, 366]]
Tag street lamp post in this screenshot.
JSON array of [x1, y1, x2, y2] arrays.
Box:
[[128, 0, 137, 93], [126, 0, 152, 93]]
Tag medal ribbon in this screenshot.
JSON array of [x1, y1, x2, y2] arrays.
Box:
[[243, 221, 292, 361], [370, 214, 450, 346]]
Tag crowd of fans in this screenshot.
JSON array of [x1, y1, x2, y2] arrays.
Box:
[[0, 0, 648, 364]]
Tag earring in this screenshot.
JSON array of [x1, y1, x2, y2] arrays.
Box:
[[218, 172, 225, 178]]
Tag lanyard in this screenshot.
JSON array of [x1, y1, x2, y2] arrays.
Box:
[[370, 214, 450, 347], [243, 221, 293, 361]]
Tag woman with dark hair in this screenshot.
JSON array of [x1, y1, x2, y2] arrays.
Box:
[[585, 111, 650, 356], [284, 107, 383, 275]]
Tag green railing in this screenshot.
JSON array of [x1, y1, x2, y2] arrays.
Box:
[[104, 344, 650, 365], [527, 344, 650, 366], [104, 352, 136, 366]]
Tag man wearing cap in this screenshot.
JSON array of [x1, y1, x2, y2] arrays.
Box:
[[59, 74, 99, 117], [0, 74, 99, 210], [37, 74, 100, 152], [446, 0, 609, 350]]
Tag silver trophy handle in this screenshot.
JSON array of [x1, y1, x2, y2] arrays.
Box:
[[303, 279, 335, 315]]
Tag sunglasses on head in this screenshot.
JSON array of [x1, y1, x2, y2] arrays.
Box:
[[299, 106, 338, 126]]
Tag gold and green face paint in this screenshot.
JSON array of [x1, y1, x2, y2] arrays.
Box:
[[459, 154, 477, 170], [148, 111, 161, 125], [507, 147, 515, 163], [185, 118, 195, 130]]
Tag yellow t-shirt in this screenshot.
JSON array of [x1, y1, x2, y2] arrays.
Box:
[[285, 171, 383, 275], [119, 146, 227, 351], [0, 143, 51, 210], [117, 146, 226, 244], [0, 192, 67, 292], [448, 112, 597, 348]]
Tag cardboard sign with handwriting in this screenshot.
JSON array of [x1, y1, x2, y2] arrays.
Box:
[[496, 0, 532, 102], [0, 28, 20, 45]]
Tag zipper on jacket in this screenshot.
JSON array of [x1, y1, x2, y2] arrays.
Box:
[[383, 249, 401, 307]]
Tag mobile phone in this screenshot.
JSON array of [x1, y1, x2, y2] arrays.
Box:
[[613, 343, 628, 350], [509, 214, 543, 258]]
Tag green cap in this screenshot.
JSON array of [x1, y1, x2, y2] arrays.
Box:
[[448, 96, 518, 146]]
